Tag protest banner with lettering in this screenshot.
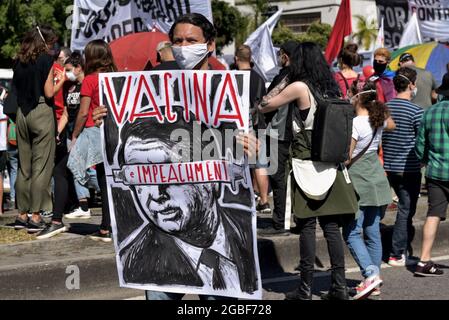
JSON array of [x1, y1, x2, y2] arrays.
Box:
[[99, 70, 262, 299], [409, 0, 449, 41], [376, 0, 410, 48], [71, 0, 212, 52]]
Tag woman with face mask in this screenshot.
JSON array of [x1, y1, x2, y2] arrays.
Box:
[[342, 81, 395, 299], [36, 52, 87, 239]]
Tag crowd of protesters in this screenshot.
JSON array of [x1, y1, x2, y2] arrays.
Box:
[[1, 12, 449, 301]]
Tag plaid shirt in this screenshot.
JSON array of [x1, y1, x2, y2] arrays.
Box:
[[415, 100, 449, 181]]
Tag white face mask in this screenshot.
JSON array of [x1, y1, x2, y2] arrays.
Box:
[[172, 43, 209, 70], [66, 70, 77, 82]]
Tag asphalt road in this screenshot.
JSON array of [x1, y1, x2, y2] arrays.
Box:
[[121, 256, 449, 301]]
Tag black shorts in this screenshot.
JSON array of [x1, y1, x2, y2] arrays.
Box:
[[0, 151, 6, 171], [426, 178, 449, 221]]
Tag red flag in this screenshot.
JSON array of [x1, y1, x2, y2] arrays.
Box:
[[324, 0, 352, 65]]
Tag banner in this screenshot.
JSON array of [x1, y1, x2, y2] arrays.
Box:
[[71, 0, 213, 52], [409, 0, 449, 41], [376, 0, 410, 48], [99, 70, 262, 299], [244, 9, 283, 81], [398, 11, 422, 47]]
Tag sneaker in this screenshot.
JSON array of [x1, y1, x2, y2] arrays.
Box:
[[40, 210, 53, 218], [36, 223, 68, 240], [352, 275, 383, 300], [370, 287, 381, 296], [14, 216, 29, 230], [259, 226, 289, 236], [89, 230, 112, 243], [65, 207, 91, 219], [388, 254, 406, 267], [26, 219, 47, 233], [256, 202, 271, 214], [414, 261, 444, 277]]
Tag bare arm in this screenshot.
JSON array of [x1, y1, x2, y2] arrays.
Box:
[[431, 90, 438, 103], [384, 116, 396, 131], [258, 81, 309, 113], [345, 138, 357, 164], [53, 68, 66, 94], [44, 67, 54, 99], [72, 96, 90, 140]]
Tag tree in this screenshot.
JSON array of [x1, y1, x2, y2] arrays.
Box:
[[353, 15, 378, 50], [241, 0, 270, 32], [272, 22, 332, 50], [211, 0, 249, 54], [298, 22, 332, 50], [0, 0, 72, 68]]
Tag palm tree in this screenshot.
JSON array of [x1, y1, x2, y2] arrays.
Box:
[[353, 15, 378, 50]]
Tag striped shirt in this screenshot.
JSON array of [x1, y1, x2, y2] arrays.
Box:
[[416, 100, 449, 181], [383, 98, 423, 172]]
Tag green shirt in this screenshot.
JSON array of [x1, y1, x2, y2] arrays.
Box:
[[416, 100, 449, 181]]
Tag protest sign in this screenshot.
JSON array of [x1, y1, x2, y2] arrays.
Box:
[[71, 0, 212, 52], [409, 0, 449, 41], [376, 0, 410, 48], [99, 70, 262, 299]]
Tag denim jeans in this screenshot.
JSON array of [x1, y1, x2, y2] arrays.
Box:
[[145, 291, 235, 300], [343, 206, 383, 278], [6, 147, 18, 201], [387, 172, 421, 258], [74, 168, 100, 199]]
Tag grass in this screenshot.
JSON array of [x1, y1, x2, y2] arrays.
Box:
[[0, 226, 36, 244]]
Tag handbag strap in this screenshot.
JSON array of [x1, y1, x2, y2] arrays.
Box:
[[348, 128, 376, 168]]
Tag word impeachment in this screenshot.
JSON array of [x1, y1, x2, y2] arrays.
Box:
[[113, 160, 231, 185], [100, 70, 249, 130]]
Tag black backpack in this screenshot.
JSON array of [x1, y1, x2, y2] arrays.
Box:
[[306, 85, 355, 163]]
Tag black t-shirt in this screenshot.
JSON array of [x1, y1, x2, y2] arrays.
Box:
[[63, 81, 82, 134], [151, 60, 180, 71], [13, 53, 53, 115]]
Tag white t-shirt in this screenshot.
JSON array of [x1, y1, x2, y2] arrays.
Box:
[[352, 115, 384, 158], [0, 103, 7, 151]]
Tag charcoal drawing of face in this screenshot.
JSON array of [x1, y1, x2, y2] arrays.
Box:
[[118, 115, 221, 248]]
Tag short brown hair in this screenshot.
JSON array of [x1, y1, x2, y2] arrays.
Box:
[[235, 45, 251, 63], [374, 47, 391, 61]]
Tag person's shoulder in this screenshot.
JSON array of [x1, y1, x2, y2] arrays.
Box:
[[84, 73, 99, 83], [37, 53, 53, 64]]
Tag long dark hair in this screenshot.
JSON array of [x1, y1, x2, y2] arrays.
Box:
[[17, 25, 57, 64], [354, 81, 389, 129], [289, 42, 341, 97], [84, 40, 117, 75]]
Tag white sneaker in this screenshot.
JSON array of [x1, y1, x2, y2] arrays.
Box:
[[64, 207, 91, 219], [388, 254, 406, 267]]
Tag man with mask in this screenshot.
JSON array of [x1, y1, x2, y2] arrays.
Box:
[[382, 67, 424, 267], [93, 12, 260, 300], [398, 53, 438, 109], [371, 47, 396, 103], [260, 40, 298, 235]]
